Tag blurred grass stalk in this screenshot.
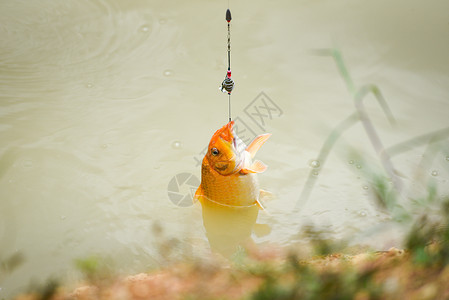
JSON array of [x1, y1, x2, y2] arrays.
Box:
[[296, 48, 449, 213]]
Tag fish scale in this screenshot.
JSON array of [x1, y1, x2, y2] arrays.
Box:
[[200, 160, 260, 207]]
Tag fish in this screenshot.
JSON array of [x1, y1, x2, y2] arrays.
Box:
[[193, 121, 271, 209], [193, 121, 272, 256]]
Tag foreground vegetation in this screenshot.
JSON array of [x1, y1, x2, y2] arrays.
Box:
[[12, 198, 449, 300]]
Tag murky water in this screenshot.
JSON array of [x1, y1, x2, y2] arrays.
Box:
[[1, 0, 449, 297]]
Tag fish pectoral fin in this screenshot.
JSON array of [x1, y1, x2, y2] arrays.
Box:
[[246, 133, 271, 159], [254, 198, 265, 210], [193, 186, 203, 203], [241, 160, 267, 174], [259, 189, 275, 202]]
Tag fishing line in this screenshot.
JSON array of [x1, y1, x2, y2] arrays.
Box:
[[220, 8, 234, 122], [228, 94, 231, 123]]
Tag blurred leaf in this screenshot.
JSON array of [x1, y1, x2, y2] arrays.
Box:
[[74, 255, 115, 284], [0, 252, 25, 274], [39, 279, 59, 300]]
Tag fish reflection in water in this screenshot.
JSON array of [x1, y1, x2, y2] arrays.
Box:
[[194, 121, 272, 257]]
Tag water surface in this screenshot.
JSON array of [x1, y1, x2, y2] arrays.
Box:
[[1, 0, 449, 297]]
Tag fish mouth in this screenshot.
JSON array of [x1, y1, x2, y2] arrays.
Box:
[[219, 121, 235, 144]]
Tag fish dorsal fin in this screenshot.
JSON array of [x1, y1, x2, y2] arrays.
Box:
[[241, 160, 267, 174], [246, 133, 271, 159]]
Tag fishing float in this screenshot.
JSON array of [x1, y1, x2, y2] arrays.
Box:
[[220, 8, 234, 122]]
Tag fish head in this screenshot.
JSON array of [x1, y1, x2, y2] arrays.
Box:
[[206, 121, 246, 175]]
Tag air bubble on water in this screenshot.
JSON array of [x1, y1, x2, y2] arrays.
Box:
[[60, 215, 66, 220], [348, 160, 354, 164], [312, 171, 319, 176], [446, 156, 449, 161], [171, 140, 182, 149], [101, 143, 110, 149], [358, 210, 367, 217], [163, 69, 174, 77], [22, 159, 33, 168], [309, 159, 320, 169], [356, 164, 362, 169], [139, 24, 150, 33], [363, 185, 369, 190], [431, 170, 438, 177], [85, 83, 93, 88]]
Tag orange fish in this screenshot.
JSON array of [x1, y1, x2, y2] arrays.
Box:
[[193, 121, 271, 208]]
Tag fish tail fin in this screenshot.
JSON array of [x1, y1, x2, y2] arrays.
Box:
[[246, 133, 271, 159]]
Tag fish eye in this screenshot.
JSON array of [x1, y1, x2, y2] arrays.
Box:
[[211, 148, 219, 156]]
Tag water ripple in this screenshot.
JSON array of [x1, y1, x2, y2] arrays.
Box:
[[0, 0, 159, 97]]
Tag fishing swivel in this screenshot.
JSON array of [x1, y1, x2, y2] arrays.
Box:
[[221, 70, 234, 94]]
